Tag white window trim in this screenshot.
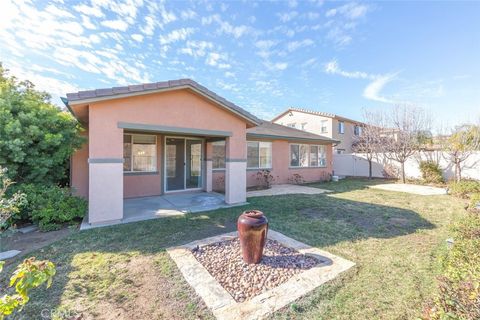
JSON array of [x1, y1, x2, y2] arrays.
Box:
[[247, 141, 272, 170], [124, 133, 157, 173], [289, 143, 327, 168], [338, 121, 345, 134]]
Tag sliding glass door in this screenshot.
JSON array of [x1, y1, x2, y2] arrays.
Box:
[[165, 137, 203, 192]]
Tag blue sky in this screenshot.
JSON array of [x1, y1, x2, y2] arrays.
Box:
[[0, 0, 479, 126]]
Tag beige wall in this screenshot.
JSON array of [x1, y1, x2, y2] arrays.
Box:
[[273, 110, 359, 153]]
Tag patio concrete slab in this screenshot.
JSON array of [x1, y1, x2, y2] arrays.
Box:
[[81, 191, 247, 230], [247, 184, 331, 198], [167, 230, 355, 320], [369, 183, 447, 195]]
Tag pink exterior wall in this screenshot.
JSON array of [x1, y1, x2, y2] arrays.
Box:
[[76, 89, 248, 199], [71, 130, 89, 198], [210, 139, 333, 190], [250, 139, 333, 187]]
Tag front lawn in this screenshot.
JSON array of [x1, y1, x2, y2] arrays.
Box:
[[1, 179, 466, 319]]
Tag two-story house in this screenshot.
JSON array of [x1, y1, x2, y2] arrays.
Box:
[[272, 108, 363, 154]]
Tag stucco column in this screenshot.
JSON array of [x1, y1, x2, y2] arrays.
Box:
[[88, 112, 123, 224], [225, 134, 247, 204], [205, 141, 213, 192]]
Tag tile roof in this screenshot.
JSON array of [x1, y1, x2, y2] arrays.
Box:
[[247, 121, 339, 144], [65, 79, 261, 125], [271, 107, 362, 124]]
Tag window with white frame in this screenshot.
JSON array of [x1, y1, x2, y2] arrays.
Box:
[[338, 121, 345, 134], [354, 125, 362, 136], [247, 141, 272, 169], [290, 144, 326, 167], [320, 120, 328, 133], [123, 134, 157, 172], [212, 140, 226, 169], [287, 123, 296, 128]]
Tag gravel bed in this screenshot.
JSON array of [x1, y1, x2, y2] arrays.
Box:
[[192, 238, 319, 302]]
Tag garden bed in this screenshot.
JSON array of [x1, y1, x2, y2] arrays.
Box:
[[192, 238, 319, 302]]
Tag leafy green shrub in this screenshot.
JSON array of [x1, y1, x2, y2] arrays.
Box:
[[13, 184, 86, 231], [419, 161, 444, 184], [448, 180, 480, 199], [423, 213, 480, 320], [469, 193, 480, 211], [0, 167, 26, 229]]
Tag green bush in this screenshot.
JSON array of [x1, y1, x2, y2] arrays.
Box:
[[12, 184, 87, 231], [419, 161, 444, 184], [470, 193, 480, 211], [448, 180, 480, 199], [423, 213, 480, 319]]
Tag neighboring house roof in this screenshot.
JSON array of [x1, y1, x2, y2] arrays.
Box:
[[247, 121, 339, 144], [64, 79, 261, 126], [271, 107, 363, 125]]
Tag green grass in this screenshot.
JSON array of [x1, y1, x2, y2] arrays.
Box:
[[1, 178, 467, 319]]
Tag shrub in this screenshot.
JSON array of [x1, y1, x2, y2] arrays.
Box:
[[0, 64, 85, 185], [288, 173, 305, 185], [254, 170, 275, 189], [13, 184, 87, 231], [419, 161, 444, 184], [422, 213, 480, 320], [0, 167, 26, 229], [448, 180, 480, 199], [469, 193, 480, 211]]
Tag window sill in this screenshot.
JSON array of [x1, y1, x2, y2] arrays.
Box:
[[124, 171, 159, 176], [212, 168, 226, 171], [289, 166, 327, 169], [247, 168, 273, 171]]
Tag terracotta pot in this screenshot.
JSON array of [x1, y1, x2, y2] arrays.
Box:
[[237, 210, 268, 264]]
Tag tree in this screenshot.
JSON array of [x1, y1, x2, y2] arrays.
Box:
[[381, 105, 431, 183], [352, 110, 383, 179], [0, 64, 85, 184], [0, 257, 56, 319], [442, 124, 480, 182]]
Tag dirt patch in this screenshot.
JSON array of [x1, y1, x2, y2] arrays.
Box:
[[1, 227, 75, 263], [86, 255, 212, 320]]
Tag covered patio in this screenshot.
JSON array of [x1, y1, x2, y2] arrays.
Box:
[[80, 191, 246, 230]]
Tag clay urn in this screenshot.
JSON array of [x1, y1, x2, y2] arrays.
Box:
[[237, 210, 268, 264]]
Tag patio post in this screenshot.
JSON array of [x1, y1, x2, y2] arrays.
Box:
[[205, 141, 213, 192], [87, 114, 124, 224], [225, 134, 247, 204]]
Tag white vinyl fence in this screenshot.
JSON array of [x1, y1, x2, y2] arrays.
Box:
[[333, 151, 480, 181]]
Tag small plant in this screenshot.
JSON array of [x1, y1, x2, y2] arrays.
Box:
[[0, 257, 56, 319], [13, 184, 87, 231], [469, 193, 480, 211], [422, 212, 480, 320], [419, 161, 444, 184], [382, 164, 399, 180], [447, 180, 480, 199], [0, 167, 26, 230], [288, 173, 305, 185], [254, 170, 275, 189]]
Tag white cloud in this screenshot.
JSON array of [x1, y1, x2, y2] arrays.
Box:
[[81, 15, 96, 29], [205, 52, 231, 69], [131, 34, 144, 42], [101, 19, 129, 31], [201, 14, 251, 38], [73, 4, 104, 18], [324, 59, 372, 79], [159, 28, 194, 45], [181, 9, 197, 20], [363, 74, 398, 103], [286, 39, 314, 52], [178, 40, 214, 57], [277, 11, 298, 22]]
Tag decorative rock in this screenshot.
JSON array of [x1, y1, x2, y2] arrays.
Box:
[[17, 225, 38, 234], [0, 250, 21, 260], [192, 238, 318, 302]]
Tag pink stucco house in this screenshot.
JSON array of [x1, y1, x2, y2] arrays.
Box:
[[65, 79, 337, 226]]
